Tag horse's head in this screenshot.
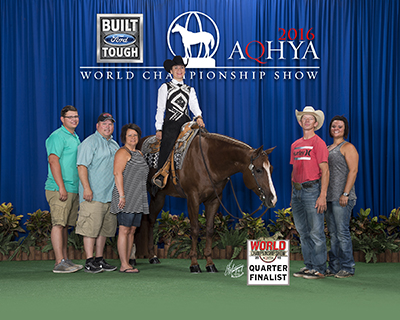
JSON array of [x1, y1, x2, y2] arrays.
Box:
[[171, 24, 182, 33], [243, 146, 278, 208]]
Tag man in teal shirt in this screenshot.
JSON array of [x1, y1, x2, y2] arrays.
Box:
[[45, 105, 82, 273], [76, 113, 120, 273]]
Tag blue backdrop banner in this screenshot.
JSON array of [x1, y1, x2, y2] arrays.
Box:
[[1, 0, 399, 225]]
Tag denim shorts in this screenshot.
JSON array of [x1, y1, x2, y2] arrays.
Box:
[[117, 212, 143, 227]]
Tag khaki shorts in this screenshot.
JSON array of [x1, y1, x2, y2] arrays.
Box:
[[45, 190, 79, 227], [76, 201, 117, 238]]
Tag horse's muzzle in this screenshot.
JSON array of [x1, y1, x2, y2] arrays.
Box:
[[262, 194, 277, 209]]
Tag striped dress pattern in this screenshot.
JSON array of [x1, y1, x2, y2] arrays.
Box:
[[110, 150, 149, 215]]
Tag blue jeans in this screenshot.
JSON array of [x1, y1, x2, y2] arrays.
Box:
[[291, 182, 327, 274], [325, 200, 356, 274]]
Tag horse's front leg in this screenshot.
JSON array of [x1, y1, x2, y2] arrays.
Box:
[[203, 197, 220, 273], [185, 45, 192, 58], [187, 197, 201, 273]]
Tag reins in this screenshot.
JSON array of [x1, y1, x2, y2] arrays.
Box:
[[198, 129, 269, 220]]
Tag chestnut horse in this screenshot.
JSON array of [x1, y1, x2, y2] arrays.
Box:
[[137, 130, 277, 273]]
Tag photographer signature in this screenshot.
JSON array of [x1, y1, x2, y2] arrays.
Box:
[[224, 260, 245, 278]]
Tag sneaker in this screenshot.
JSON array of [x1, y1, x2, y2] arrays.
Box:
[[65, 259, 84, 270], [53, 259, 80, 274], [303, 269, 325, 279], [335, 270, 354, 278], [293, 267, 310, 278], [97, 258, 117, 272], [84, 260, 103, 274], [325, 269, 336, 277]]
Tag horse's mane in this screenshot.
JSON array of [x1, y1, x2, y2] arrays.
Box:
[[204, 132, 252, 150]]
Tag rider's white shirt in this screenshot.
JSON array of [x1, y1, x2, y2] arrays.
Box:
[[155, 79, 202, 131]]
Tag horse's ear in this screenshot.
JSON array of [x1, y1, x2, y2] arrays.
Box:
[[254, 146, 264, 156], [264, 146, 276, 155]]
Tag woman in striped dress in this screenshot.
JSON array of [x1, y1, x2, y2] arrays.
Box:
[[111, 124, 149, 273]]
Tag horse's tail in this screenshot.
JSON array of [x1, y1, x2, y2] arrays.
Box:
[[210, 36, 215, 49]]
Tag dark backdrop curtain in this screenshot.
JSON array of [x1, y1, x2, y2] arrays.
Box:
[[1, 0, 399, 226]]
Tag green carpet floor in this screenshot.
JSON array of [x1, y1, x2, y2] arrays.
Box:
[[1, 259, 399, 319]]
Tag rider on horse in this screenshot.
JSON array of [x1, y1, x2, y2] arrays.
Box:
[[152, 55, 205, 189]]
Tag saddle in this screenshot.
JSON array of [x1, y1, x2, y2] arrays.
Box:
[[149, 122, 200, 189]]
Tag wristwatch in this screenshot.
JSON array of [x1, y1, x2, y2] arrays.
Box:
[[342, 192, 350, 197]]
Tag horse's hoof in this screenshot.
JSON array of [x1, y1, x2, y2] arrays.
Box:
[[129, 259, 136, 266], [206, 264, 218, 273], [190, 265, 202, 273], [149, 257, 161, 264]]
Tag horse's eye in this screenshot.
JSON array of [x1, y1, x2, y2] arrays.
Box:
[[256, 168, 263, 174]]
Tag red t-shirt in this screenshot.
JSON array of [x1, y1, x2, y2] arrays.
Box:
[[290, 134, 328, 184]]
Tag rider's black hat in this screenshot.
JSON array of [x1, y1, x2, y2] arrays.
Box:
[[163, 56, 188, 73]]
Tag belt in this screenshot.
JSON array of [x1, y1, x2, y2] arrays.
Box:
[[293, 179, 320, 190]]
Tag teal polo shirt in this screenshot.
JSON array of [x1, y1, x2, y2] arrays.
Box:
[[45, 125, 81, 193], [77, 130, 119, 203]]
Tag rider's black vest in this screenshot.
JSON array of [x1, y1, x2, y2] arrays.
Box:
[[164, 81, 191, 123]]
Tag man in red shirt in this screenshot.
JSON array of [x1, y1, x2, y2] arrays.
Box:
[[290, 106, 329, 279]]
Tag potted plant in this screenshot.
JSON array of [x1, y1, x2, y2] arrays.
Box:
[[157, 211, 232, 259], [215, 226, 248, 259], [164, 212, 204, 259], [105, 235, 119, 259], [22, 208, 53, 260], [350, 208, 400, 263], [267, 207, 302, 259], [236, 212, 269, 239], [25, 209, 52, 245], [379, 207, 400, 238], [0, 202, 25, 260]]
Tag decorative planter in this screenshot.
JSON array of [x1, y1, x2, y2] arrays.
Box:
[[290, 252, 303, 261], [392, 250, 399, 263], [8, 250, 16, 260], [21, 251, 29, 261], [352, 250, 400, 263], [164, 244, 170, 259], [225, 246, 233, 259], [212, 246, 220, 259], [239, 246, 245, 259], [105, 246, 113, 259], [2, 244, 400, 263], [154, 247, 162, 259]]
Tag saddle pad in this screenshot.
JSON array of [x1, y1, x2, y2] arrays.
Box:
[[141, 125, 199, 170], [141, 135, 160, 169]]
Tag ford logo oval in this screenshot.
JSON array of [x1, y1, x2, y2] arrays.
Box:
[[104, 34, 136, 46]]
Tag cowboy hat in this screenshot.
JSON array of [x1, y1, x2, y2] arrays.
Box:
[[163, 56, 188, 73], [295, 106, 325, 131]]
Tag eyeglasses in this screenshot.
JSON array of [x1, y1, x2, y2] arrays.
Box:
[[63, 115, 80, 119]]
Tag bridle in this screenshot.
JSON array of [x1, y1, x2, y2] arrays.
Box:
[[198, 129, 270, 219]]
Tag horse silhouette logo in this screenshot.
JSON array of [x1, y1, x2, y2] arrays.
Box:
[[171, 24, 215, 58], [167, 11, 219, 68]]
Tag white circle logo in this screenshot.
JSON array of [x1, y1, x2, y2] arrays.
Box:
[[167, 11, 220, 68]]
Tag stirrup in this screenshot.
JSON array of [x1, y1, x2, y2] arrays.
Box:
[[152, 173, 168, 189]]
